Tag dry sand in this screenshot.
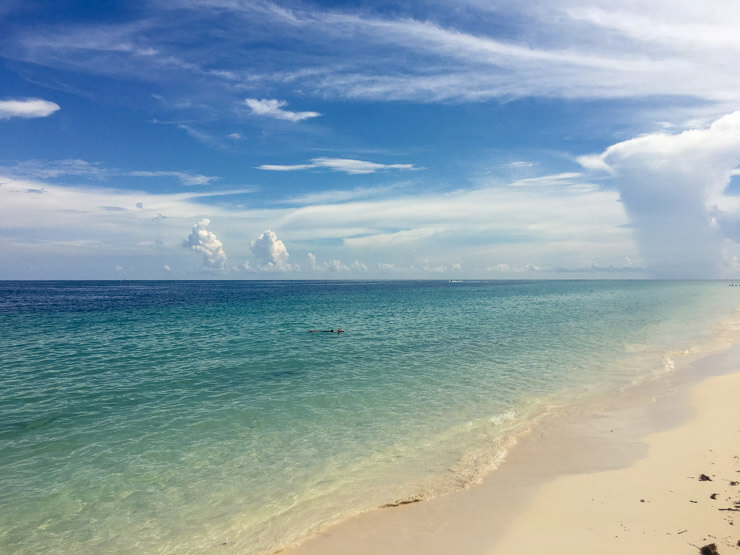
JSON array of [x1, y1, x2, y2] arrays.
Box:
[[288, 346, 740, 555]]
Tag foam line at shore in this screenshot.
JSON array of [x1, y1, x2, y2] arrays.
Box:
[[288, 344, 740, 554]]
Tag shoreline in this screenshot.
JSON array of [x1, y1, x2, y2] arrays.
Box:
[[286, 344, 740, 554]]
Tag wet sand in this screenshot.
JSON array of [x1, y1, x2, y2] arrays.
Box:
[[287, 346, 740, 554]]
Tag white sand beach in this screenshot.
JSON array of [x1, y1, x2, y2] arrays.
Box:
[[289, 347, 740, 554]]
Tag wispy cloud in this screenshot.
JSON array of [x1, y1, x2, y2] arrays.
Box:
[[0, 159, 221, 187], [0, 169, 637, 277], [502, 161, 536, 169], [0, 98, 60, 119], [510, 172, 584, 188], [0, 159, 106, 179], [244, 98, 321, 122], [258, 157, 418, 175], [281, 184, 399, 205], [128, 170, 219, 186], [5, 2, 740, 109]]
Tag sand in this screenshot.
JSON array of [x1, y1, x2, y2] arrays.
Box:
[[287, 345, 740, 555]]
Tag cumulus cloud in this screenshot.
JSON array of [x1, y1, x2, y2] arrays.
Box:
[[419, 259, 462, 273], [326, 259, 350, 272], [350, 260, 368, 271], [488, 263, 542, 274], [306, 252, 367, 273], [258, 157, 418, 175], [0, 98, 60, 119], [185, 218, 227, 271], [244, 98, 320, 122], [250, 229, 293, 270], [581, 111, 740, 278]]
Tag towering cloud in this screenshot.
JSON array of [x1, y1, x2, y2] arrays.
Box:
[[581, 112, 740, 277], [250, 230, 292, 270], [186, 219, 227, 271]]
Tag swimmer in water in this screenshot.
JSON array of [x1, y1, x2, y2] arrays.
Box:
[[309, 329, 344, 333]]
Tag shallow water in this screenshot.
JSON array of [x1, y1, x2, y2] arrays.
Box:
[[0, 280, 736, 553]]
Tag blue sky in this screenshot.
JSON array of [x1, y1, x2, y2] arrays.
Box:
[[2, 0, 740, 279]]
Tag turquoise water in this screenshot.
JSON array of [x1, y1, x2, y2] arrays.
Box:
[[0, 280, 737, 553]]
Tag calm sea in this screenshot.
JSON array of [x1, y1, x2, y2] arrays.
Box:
[[0, 280, 737, 553]]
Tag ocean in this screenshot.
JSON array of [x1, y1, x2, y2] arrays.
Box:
[[0, 280, 737, 553]]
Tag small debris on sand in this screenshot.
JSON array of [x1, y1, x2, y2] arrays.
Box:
[[699, 543, 719, 555], [380, 497, 423, 508], [699, 474, 713, 482]]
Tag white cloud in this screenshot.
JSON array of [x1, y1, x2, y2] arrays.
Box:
[[258, 163, 316, 172], [176, 124, 222, 148], [510, 172, 585, 188], [350, 260, 368, 271], [0, 98, 60, 119], [129, 170, 219, 186], [0, 159, 107, 179], [0, 168, 640, 278], [502, 161, 536, 169], [581, 110, 740, 277], [244, 98, 321, 122], [311, 158, 417, 174], [250, 229, 293, 271], [258, 157, 418, 175], [326, 259, 349, 272], [225, 1, 740, 104], [0, 160, 221, 187], [7, 2, 740, 111], [185, 218, 227, 271], [304, 252, 368, 273], [281, 184, 398, 205]]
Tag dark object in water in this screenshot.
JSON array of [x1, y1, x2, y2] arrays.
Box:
[[699, 544, 719, 555], [699, 474, 713, 481]]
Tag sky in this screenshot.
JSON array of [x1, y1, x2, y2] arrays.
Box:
[[2, 0, 740, 280]]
